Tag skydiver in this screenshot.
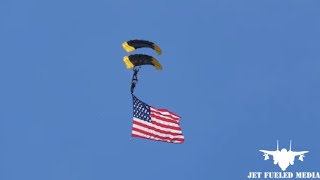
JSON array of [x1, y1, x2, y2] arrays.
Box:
[[130, 67, 139, 94]]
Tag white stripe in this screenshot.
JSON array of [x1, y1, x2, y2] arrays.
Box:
[[132, 123, 184, 139], [132, 131, 184, 143], [150, 117, 181, 128], [133, 118, 182, 134], [151, 111, 179, 122], [151, 107, 180, 119], [151, 108, 180, 121], [132, 124, 184, 139]]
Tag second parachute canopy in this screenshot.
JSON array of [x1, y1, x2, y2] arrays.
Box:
[[123, 54, 162, 70]]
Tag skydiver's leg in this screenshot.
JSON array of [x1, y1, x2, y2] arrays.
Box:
[[131, 82, 135, 94], [131, 79, 138, 94], [131, 67, 139, 93]]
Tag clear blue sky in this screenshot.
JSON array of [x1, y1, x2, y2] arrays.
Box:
[[1, 0, 320, 179]]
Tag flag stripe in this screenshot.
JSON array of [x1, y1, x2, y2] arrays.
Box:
[[151, 110, 180, 122], [132, 126, 184, 139], [151, 120, 182, 131], [132, 128, 185, 143], [149, 117, 181, 129], [133, 123, 181, 137], [133, 118, 182, 134], [151, 107, 180, 119], [132, 133, 184, 143], [151, 113, 179, 124]]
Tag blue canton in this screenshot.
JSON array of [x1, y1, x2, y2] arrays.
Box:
[[133, 95, 151, 122]]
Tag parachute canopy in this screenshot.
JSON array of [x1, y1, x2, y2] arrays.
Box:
[[122, 39, 162, 55], [123, 54, 162, 70]]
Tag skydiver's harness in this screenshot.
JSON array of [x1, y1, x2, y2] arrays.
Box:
[[130, 67, 140, 94]]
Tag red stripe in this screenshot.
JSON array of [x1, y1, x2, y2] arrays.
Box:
[[151, 107, 181, 119], [132, 133, 184, 144], [150, 120, 182, 131], [133, 117, 181, 131], [151, 112, 180, 121], [153, 107, 181, 118], [133, 120, 182, 136], [132, 128, 184, 143], [151, 113, 180, 124], [132, 134, 184, 144], [151, 109, 180, 120]]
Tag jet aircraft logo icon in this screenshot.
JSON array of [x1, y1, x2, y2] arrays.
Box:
[[259, 140, 309, 171]]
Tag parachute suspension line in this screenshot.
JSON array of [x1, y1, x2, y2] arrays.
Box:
[[130, 66, 140, 94]]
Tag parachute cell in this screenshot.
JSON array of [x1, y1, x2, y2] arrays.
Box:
[[122, 40, 162, 55], [123, 54, 162, 70]]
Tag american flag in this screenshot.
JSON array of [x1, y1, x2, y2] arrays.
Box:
[[131, 95, 184, 143]]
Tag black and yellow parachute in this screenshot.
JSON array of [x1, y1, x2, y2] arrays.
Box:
[[122, 39, 162, 93], [123, 54, 162, 70], [122, 39, 162, 55]]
